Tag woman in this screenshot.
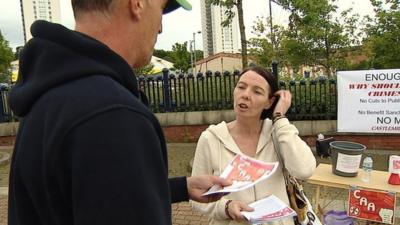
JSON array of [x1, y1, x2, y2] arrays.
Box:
[[190, 66, 316, 225]]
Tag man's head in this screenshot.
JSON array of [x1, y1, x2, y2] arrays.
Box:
[[71, 0, 191, 17], [163, 0, 192, 14], [72, 0, 191, 68]]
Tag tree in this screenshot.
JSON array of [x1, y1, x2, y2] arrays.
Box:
[[277, 0, 351, 77], [193, 50, 204, 62], [0, 31, 14, 83], [209, 0, 248, 69], [153, 49, 174, 63], [171, 42, 191, 73], [153, 49, 203, 66], [362, 0, 400, 69], [248, 16, 286, 69]]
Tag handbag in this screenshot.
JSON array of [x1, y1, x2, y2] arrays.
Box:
[[272, 131, 322, 225]]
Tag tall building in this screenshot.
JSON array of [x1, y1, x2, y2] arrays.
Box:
[[200, 1, 241, 58], [20, 0, 61, 43]]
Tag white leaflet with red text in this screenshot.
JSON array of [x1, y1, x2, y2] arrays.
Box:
[[242, 195, 296, 224], [203, 154, 278, 196]]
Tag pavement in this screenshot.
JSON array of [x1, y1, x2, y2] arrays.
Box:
[[1, 144, 399, 225], [0, 187, 7, 195]]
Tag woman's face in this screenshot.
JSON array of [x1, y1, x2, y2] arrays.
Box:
[[233, 70, 274, 119]]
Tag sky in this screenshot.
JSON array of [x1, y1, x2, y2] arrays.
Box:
[[0, 0, 376, 51]]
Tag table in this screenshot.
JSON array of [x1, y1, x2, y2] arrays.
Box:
[[307, 163, 400, 218]]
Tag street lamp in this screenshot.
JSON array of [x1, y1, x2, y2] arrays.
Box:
[[189, 40, 194, 74], [192, 31, 201, 74], [269, 0, 280, 81]]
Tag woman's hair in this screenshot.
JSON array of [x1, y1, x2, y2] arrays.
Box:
[[239, 66, 279, 120]]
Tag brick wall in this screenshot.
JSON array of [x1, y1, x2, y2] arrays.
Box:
[[2, 126, 398, 150], [303, 134, 400, 150], [0, 136, 15, 147], [163, 125, 209, 143], [163, 125, 400, 151]]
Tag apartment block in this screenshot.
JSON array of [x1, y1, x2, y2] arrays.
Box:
[[200, 1, 241, 58], [20, 0, 61, 42]]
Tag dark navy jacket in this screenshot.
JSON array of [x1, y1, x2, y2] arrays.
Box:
[[8, 20, 188, 225]]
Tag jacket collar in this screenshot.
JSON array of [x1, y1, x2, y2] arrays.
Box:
[[207, 120, 273, 155]]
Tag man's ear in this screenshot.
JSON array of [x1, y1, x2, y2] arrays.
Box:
[[129, 0, 145, 20]]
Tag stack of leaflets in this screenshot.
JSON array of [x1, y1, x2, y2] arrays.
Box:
[[203, 154, 279, 196], [241, 195, 297, 224]]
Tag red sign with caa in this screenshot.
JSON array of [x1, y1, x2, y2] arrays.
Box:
[[348, 186, 396, 224]]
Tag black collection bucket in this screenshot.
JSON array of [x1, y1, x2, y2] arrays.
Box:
[[329, 141, 366, 177]]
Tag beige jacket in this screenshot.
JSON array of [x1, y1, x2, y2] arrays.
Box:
[[190, 118, 316, 225]]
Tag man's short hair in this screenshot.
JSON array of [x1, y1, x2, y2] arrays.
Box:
[[72, 0, 192, 16], [72, 0, 115, 15]]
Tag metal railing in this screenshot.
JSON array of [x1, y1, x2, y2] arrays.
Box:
[[139, 69, 337, 120], [280, 78, 337, 120], [0, 88, 13, 122], [0, 69, 337, 122], [139, 70, 241, 113]]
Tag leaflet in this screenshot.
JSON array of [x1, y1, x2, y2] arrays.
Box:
[[242, 195, 296, 224], [203, 154, 279, 196]]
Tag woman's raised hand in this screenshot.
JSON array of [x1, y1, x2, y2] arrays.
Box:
[[273, 90, 292, 116]]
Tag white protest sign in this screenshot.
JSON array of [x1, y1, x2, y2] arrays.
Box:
[[337, 69, 400, 133]]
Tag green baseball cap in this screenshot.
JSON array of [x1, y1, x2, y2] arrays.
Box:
[[163, 0, 192, 14]]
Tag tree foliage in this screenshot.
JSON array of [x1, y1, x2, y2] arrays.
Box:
[[278, 0, 351, 77], [135, 46, 204, 76], [248, 16, 286, 68], [0, 31, 14, 83], [247, 0, 399, 76], [362, 0, 400, 69], [153, 49, 174, 62], [193, 50, 204, 62], [171, 42, 191, 73], [153, 48, 203, 65], [208, 0, 248, 69]]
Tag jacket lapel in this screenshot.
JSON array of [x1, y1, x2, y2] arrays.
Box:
[[256, 120, 273, 154]]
